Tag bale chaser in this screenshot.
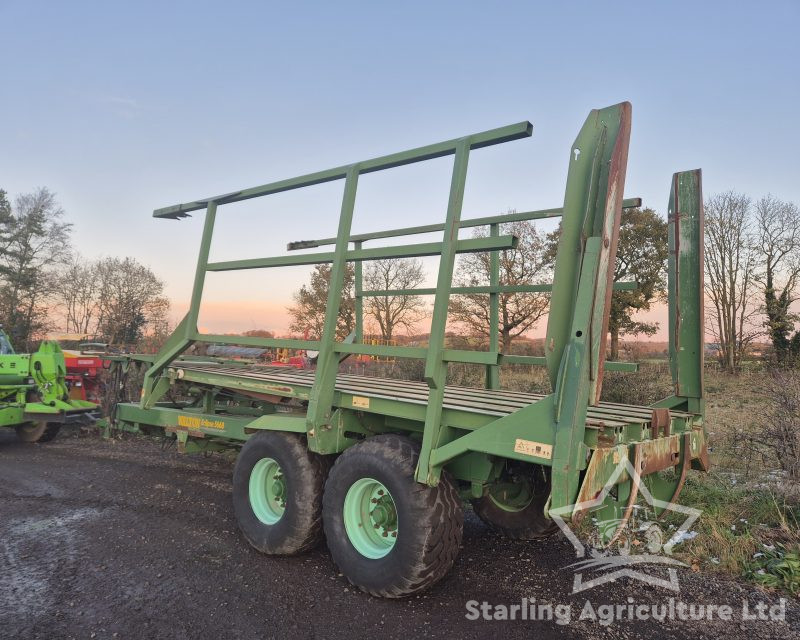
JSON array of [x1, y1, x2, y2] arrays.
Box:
[[104, 102, 708, 596]]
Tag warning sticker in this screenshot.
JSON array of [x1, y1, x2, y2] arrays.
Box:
[[351, 396, 370, 409], [513, 439, 553, 460]]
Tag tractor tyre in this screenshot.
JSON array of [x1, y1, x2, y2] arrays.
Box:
[[471, 463, 558, 540], [322, 434, 463, 598], [15, 421, 61, 443], [233, 431, 328, 555]]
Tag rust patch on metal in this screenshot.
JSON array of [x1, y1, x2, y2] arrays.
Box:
[[650, 408, 671, 437], [639, 434, 681, 476], [658, 432, 692, 517], [606, 443, 642, 546], [262, 385, 294, 394], [597, 433, 616, 447], [692, 429, 711, 471], [575, 445, 629, 510], [235, 389, 285, 404]]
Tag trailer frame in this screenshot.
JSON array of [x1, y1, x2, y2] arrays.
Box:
[[106, 101, 709, 595]]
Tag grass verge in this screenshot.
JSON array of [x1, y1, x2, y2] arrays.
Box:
[[663, 472, 800, 596]]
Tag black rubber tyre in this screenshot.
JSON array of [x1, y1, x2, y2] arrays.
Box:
[[232, 431, 327, 555], [471, 464, 557, 540], [37, 423, 61, 443], [15, 421, 61, 443], [322, 434, 463, 598]]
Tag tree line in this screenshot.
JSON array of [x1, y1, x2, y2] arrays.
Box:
[[288, 207, 668, 362], [5, 183, 790, 371], [0, 187, 169, 350], [705, 193, 800, 370], [288, 194, 800, 373]]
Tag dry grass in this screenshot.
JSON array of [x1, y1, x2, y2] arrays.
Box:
[[655, 368, 800, 594], [704, 369, 776, 474]]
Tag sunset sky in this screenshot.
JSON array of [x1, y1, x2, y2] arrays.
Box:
[[2, 1, 798, 339]]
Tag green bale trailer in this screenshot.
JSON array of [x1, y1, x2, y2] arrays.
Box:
[[0, 330, 98, 443], [104, 102, 709, 597]]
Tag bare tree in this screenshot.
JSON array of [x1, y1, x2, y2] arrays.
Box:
[[93, 257, 170, 345], [449, 219, 550, 351], [53, 256, 169, 345], [55, 254, 100, 335], [704, 192, 760, 372], [363, 259, 427, 341], [754, 195, 800, 365], [738, 370, 800, 479]]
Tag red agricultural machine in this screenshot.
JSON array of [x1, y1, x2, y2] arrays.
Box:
[[52, 337, 108, 404]]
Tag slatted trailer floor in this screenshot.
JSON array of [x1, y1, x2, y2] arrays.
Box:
[[168, 361, 695, 431]]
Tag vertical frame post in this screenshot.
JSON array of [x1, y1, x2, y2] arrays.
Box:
[[486, 222, 501, 389], [141, 200, 217, 406], [544, 103, 631, 512], [668, 169, 704, 409], [306, 166, 360, 435], [545, 104, 631, 403], [186, 201, 218, 335], [416, 139, 470, 484]]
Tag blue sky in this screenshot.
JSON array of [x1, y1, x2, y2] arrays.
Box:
[[1, 1, 798, 334]]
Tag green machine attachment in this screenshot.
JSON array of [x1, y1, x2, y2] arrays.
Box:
[[0, 330, 98, 443]]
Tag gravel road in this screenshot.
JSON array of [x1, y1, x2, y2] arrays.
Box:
[[1, 429, 797, 640]]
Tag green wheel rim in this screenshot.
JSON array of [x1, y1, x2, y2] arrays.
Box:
[[249, 457, 286, 525], [487, 480, 534, 513], [343, 477, 398, 559]]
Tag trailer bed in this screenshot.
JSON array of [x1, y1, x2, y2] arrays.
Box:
[[168, 361, 693, 430]]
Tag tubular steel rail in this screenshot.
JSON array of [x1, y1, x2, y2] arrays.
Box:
[[107, 101, 709, 597]]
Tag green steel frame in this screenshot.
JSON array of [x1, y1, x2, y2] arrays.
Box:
[[110, 102, 708, 530]]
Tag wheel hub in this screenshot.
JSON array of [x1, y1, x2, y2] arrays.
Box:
[[343, 478, 398, 558], [249, 457, 286, 525], [487, 478, 535, 512]]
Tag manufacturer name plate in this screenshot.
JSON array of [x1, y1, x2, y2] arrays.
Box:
[[351, 396, 370, 409], [177, 415, 225, 430]]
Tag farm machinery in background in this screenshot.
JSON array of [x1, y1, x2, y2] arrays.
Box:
[[0, 329, 98, 443], [60, 340, 108, 403], [205, 344, 309, 368]]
